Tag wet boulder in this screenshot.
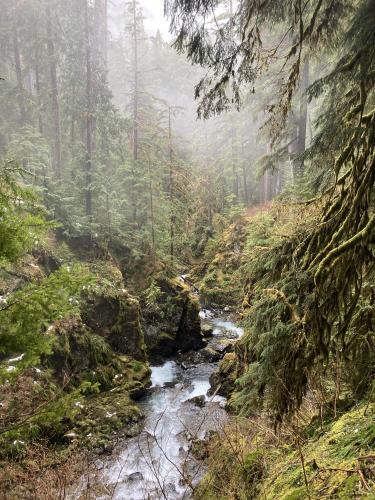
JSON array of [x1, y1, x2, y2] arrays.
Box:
[[126, 472, 143, 482], [209, 337, 235, 356], [186, 395, 206, 408], [201, 347, 222, 363], [178, 346, 222, 366], [142, 275, 205, 361]]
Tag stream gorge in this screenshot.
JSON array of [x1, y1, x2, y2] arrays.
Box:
[[75, 310, 244, 499]]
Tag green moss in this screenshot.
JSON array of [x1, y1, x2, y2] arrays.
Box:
[[339, 475, 360, 498], [72, 389, 143, 450], [195, 216, 249, 310], [89, 261, 125, 291], [132, 360, 144, 373], [197, 403, 375, 499], [283, 487, 308, 500], [264, 403, 375, 499], [200, 279, 241, 308]]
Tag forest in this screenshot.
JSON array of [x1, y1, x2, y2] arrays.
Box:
[[0, 0, 374, 498]]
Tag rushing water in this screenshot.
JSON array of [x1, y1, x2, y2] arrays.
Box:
[[75, 313, 243, 500]]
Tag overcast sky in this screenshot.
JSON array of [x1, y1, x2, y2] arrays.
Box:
[[139, 0, 171, 38]]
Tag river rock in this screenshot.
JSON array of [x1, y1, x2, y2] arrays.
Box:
[[209, 337, 235, 355], [186, 395, 206, 407], [201, 347, 222, 362], [178, 345, 222, 366], [201, 323, 214, 338], [164, 380, 177, 388], [127, 472, 143, 481], [165, 483, 178, 495], [94, 459, 104, 470]]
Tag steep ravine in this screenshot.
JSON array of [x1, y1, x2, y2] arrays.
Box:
[[72, 311, 244, 499]]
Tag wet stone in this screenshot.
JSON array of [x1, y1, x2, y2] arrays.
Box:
[[201, 323, 214, 338], [126, 472, 144, 482], [186, 395, 206, 408]]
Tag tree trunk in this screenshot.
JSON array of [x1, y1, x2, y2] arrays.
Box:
[[241, 140, 250, 207], [34, 28, 43, 135], [94, 0, 108, 67], [205, 133, 214, 227], [84, 0, 93, 218], [46, 5, 62, 178], [293, 60, 309, 179], [231, 119, 239, 202], [168, 107, 175, 266], [13, 28, 26, 123], [147, 154, 156, 259], [131, 0, 139, 224]]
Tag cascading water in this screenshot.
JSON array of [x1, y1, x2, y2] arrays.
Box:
[[74, 312, 243, 499]]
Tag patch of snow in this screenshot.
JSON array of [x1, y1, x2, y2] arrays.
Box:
[[8, 353, 25, 363], [105, 412, 116, 418]]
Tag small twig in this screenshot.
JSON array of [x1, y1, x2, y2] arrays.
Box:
[[296, 435, 311, 500], [357, 466, 370, 492]]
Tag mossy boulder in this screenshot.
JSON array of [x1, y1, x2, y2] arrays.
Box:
[[145, 329, 176, 358], [40, 316, 151, 454], [48, 318, 151, 394], [81, 282, 147, 362], [48, 261, 151, 391], [142, 275, 205, 361], [71, 389, 143, 452], [209, 352, 238, 398], [48, 318, 112, 387]]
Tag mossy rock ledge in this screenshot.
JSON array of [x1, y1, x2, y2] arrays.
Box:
[[142, 276, 205, 361]]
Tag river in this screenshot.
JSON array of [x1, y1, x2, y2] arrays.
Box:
[[75, 311, 243, 499]]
